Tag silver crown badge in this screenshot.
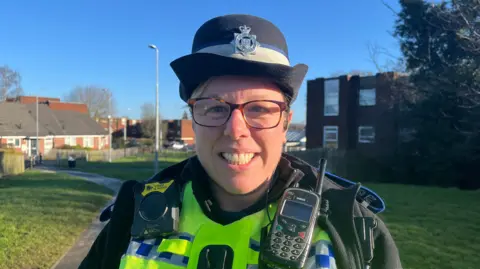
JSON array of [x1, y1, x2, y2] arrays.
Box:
[[232, 25, 259, 56]]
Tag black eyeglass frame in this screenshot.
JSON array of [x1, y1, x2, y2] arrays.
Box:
[[187, 97, 289, 129]]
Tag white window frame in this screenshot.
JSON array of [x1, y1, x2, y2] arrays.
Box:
[[359, 88, 376, 106], [65, 136, 77, 146], [358, 126, 375, 143], [83, 137, 94, 148], [324, 79, 340, 116], [7, 138, 21, 148], [323, 126, 339, 149]]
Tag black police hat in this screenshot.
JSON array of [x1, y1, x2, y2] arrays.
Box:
[[170, 14, 308, 104]]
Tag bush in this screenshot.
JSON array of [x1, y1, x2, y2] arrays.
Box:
[[58, 145, 92, 150], [0, 149, 25, 177]]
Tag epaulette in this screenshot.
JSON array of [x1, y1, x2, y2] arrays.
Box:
[[99, 160, 190, 222], [325, 171, 386, 214]]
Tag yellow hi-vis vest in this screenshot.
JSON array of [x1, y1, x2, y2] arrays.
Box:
[[119, 181, 337, 269]]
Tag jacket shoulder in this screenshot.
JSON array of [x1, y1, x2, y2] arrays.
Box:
[[99, 157, 192, 222], [284, 153, 386, 214]]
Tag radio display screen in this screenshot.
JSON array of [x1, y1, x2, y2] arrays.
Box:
[[280, 200, 313, 223]]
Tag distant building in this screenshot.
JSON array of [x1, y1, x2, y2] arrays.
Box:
[[0, 102, 108, 157], [306, 72, 407, 158], [95, 117, 143, 139], [164, 119, 195, 145]]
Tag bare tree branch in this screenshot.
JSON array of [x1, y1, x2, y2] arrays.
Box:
[[139, 102, 161, 139], [65, 86, 117, 118], [0, 65, 24, 101]]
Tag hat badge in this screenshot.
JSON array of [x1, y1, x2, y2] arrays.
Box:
[[232, 25, 259, 56]]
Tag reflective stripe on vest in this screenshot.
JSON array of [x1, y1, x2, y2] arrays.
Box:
[[119, 181, 337, 269]]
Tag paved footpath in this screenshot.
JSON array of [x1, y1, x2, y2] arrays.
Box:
[[35, 166, 123, 269]]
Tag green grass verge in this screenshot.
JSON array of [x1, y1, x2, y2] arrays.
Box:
[[0, 170, 113, 269], [366, 183, 480, 269]]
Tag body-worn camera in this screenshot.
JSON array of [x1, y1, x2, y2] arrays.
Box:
[[259, 159, 327, 269], [131, 179, 181, 240]]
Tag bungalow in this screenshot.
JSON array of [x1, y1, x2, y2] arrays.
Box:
[[0, 102, 109, 157]]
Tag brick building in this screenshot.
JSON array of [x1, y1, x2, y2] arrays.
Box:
[[306, 72, 405, 158], [165, 119, 195, 145], [96, 117, 143, 139]]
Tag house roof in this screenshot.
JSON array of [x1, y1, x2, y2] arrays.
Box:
[[286, 130, 305, 142], [0, 102, 107, 137], [25, 103, 107, 136], [0, 103, 50, 136]]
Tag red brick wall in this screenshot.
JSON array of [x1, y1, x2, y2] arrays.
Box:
[[306, 72, 399, 158], [17, 96, 61, 104], [180, 120, 195, 145], [306, 75, 352, 150], [48, 102, 89, 114], [76, 137, 83, 146], [54, 137, 65, 148]]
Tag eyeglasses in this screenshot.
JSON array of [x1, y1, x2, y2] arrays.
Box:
[[187, 98, 288, 129]]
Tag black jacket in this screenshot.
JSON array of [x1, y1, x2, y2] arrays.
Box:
[[79, 154, 402, 269]]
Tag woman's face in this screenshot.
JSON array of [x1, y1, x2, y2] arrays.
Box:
[[192, 76, 292, 195]]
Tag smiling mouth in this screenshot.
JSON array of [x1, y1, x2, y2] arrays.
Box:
[[219, 152, 257, 165]]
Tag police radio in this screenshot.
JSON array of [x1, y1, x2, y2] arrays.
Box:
[[131, 179, 181, 239], [259, 159, 328, 269]]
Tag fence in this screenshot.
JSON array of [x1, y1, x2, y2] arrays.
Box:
[[44, 145, 388, 183], [44, 147, 146, 162], [44, 147, 197, 163], [0, 150, 25, 177]]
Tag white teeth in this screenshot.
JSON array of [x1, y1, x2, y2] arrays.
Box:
[[221, 153, 255, 165]]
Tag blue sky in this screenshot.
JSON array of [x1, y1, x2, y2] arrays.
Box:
[[0, 0, 401, 123]]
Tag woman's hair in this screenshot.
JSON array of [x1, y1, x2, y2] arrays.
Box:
[[190, 78, 214, 99]]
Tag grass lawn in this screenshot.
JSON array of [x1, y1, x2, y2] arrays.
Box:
[[366, 183, 480, 269], [0, 170, 114, 269], [53, 153, 191, 181]]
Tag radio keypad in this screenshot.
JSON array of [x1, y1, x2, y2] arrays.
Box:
[[271, 226, 307, 261]]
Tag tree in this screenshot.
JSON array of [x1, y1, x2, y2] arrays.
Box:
[[0, 65, 24, 101], [140, 102, 158, 138], [391, 0, 480, 189], [65, 86, 116, 118], [182, 110, 189, 120]]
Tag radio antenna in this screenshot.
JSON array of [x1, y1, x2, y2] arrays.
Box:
[[315, 158, 327, 195]]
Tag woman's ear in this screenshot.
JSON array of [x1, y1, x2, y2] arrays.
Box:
[[282, 110, 293, 143]]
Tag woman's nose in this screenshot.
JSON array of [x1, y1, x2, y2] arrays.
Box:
[[223, 109, 250, 140]]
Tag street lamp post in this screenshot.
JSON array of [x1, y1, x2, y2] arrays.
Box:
[[104, 89, 112, 163], [149, 44, 160, 174], [124, 108, 132, 158], [36, 96, 39, 164]]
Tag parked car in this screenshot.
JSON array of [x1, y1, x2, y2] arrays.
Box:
[[171, 142, 185, 150]]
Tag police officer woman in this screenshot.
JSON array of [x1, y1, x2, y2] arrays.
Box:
[[80, 14, 402, 269]]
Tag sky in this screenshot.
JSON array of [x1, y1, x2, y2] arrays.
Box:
[[0, 0, 402, 123]]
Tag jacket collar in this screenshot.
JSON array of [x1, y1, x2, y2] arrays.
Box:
[[150, 154, 360, 222]]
